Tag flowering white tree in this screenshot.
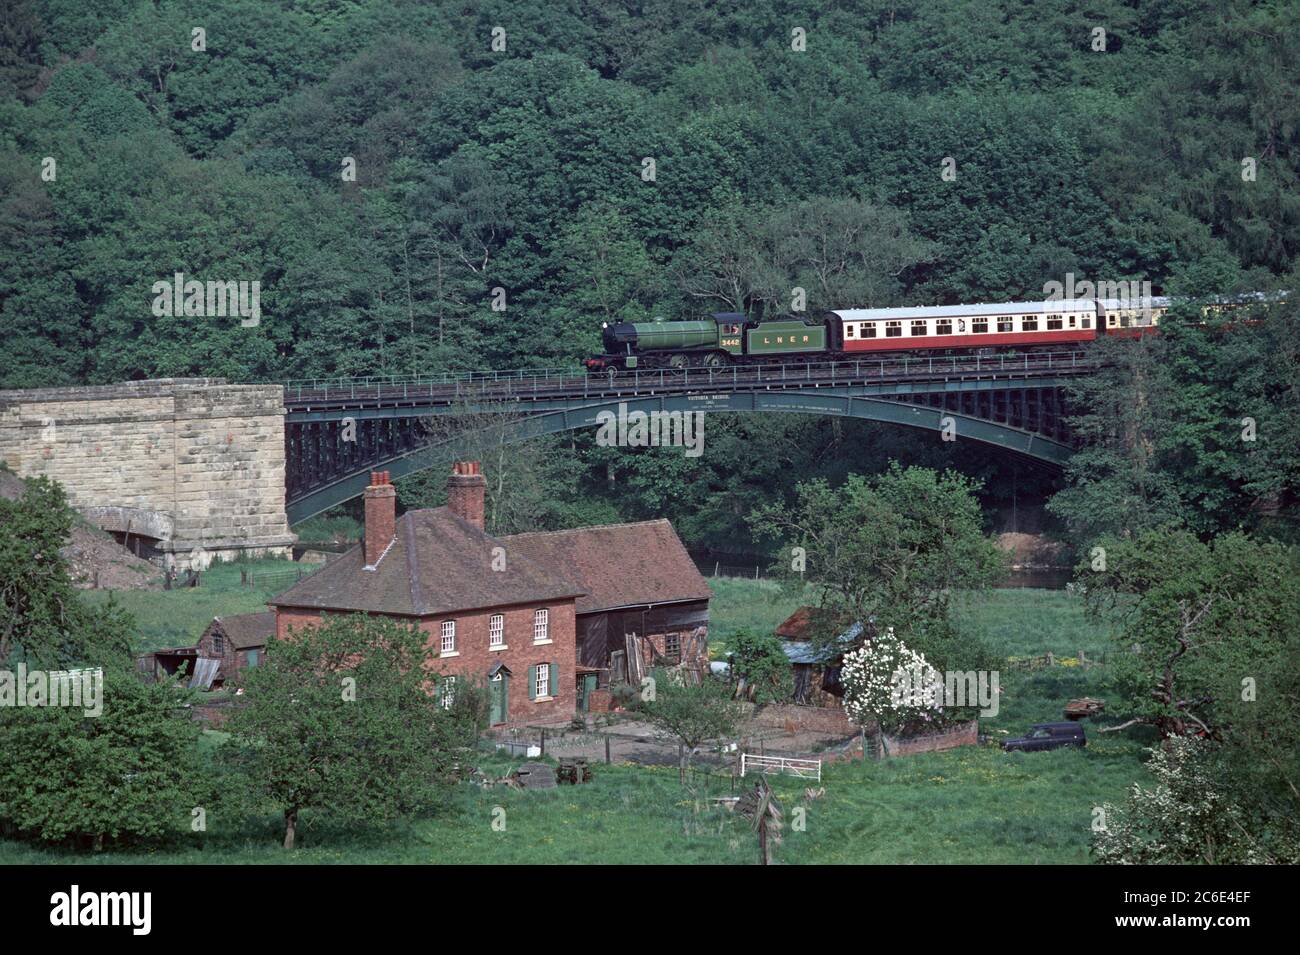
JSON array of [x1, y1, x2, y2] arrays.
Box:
[[840, 627, 943, 733]]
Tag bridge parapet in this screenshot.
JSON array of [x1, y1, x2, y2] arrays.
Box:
[[0, 378, 295, 569]]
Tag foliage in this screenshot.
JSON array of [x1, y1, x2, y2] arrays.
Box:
[[1081, 528, 1300, 857], [633, 668, 746, 783], [725, 628, 793, 704], [1050, 299, 1300, 544], [840, 627, 943, 734], [0, 475, 133, 670], [1081, 529, 1298, 741], [749, 463, 1005, 657], [0, 669, 202, 849], [225, 613, 478, 848], [1092, 737, 1283, 864]]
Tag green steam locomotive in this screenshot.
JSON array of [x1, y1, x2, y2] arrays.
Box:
[[583, 312, 829, 372]]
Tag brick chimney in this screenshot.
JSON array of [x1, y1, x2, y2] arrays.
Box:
[[447, 461, 486, 530], [363, 470, 396, 565]]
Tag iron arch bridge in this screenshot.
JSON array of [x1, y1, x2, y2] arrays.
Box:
[[282, 351, 1092, 523]]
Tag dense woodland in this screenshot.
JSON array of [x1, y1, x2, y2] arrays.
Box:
[[2, 0, 1298, 549]]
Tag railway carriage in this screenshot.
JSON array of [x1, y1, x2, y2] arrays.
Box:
[[832, 300, 1099, 355]]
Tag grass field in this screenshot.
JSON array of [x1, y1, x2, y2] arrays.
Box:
[[82, 557, 311, 653], [4, 579, 1148, 864]]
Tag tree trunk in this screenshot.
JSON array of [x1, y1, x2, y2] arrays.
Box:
[[283, 806, 299, 850], [678, 745, 689, 785]]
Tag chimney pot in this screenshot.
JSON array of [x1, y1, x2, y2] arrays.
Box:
[[446, 460, 487, 530]]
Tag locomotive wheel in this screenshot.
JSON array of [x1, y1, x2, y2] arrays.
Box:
[[702, 352, 727, 369], [666, 354, 691, 375]]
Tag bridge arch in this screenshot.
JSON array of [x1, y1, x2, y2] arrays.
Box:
[[284, 391, 1072, 523]]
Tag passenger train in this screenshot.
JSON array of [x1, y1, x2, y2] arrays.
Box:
[[584, 296, 1183, 372]]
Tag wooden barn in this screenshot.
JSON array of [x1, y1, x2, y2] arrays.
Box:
[[195, 611, 275, 687]]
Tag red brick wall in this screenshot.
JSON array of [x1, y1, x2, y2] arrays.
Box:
[[273, 599, 578, 727], [881, 719, 979, 757]]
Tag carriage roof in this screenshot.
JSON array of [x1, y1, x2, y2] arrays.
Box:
[[830, 300, 1100, 322]]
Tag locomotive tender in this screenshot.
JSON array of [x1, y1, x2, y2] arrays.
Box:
[[584, 298, 1169, 373]]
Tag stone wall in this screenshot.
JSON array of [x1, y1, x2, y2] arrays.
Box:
[[0, 378, 294, 568]]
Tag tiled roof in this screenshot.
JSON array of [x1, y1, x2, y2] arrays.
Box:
[[270, 508, 583, 616], [213, 611, 276, 649], [502, 519, 711, 614]]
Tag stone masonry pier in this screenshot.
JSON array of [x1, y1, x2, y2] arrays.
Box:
[[0, 379, 295, 569]]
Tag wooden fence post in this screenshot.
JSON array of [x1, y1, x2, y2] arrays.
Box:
[[604, 734, 611, 764]]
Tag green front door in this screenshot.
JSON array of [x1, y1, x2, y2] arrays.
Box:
[[490, 672, 509, 725]]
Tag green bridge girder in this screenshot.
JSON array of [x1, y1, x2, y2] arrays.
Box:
[[284, 386, 1074, 524]]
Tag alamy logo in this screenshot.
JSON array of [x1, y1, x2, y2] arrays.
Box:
[[50, 885, 151, 935], [1043, 272, 1153, 318], [891, 667, 1001, 718], [151, 271, 261, 327], [0, 665, 103, 717], [594, 402, 704, 458]]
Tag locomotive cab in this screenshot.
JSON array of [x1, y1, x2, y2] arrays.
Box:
[[713, 312, 746, 357]]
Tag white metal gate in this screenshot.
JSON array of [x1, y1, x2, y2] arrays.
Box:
[[740, 753, 822, 782]]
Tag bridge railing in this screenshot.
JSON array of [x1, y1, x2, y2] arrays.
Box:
[[281, 350, 1094, 406]]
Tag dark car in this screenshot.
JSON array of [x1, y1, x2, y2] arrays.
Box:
[[1001, 721, 1086, 752]]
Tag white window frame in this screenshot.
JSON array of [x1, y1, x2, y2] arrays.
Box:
[[440, 620, 457, 655], [489, 613, 505, 649], [535, 663, 550, 699], [440, 675, 457, 709], [533, 608, 550, 644]]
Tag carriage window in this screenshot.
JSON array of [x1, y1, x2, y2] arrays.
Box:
[[1108, 314, 1117, 327], [1081, 317, 1091, 329], [935, 320, 953, 335], [885, 321, 902, 337], [846, 324, 856, 338], [910, 320, 927, 336], [1022, 317, 1038, 332], [1068, 316, 1076, 328], [862, 324, 876, 338], [972, 320, 988, 334], [1047, 317, 1063, 330], [997, 318, 1013, 333]]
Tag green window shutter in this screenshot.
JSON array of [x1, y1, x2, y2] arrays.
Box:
[[247, 649, 258, 667], [528, 665, 537, 700], [552, 660, 559, 698]]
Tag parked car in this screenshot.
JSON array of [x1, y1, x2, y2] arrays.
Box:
[[1001, 721, 1087, 752]]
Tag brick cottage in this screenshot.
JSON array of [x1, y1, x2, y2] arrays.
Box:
[[270, 463, 710, 727]]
